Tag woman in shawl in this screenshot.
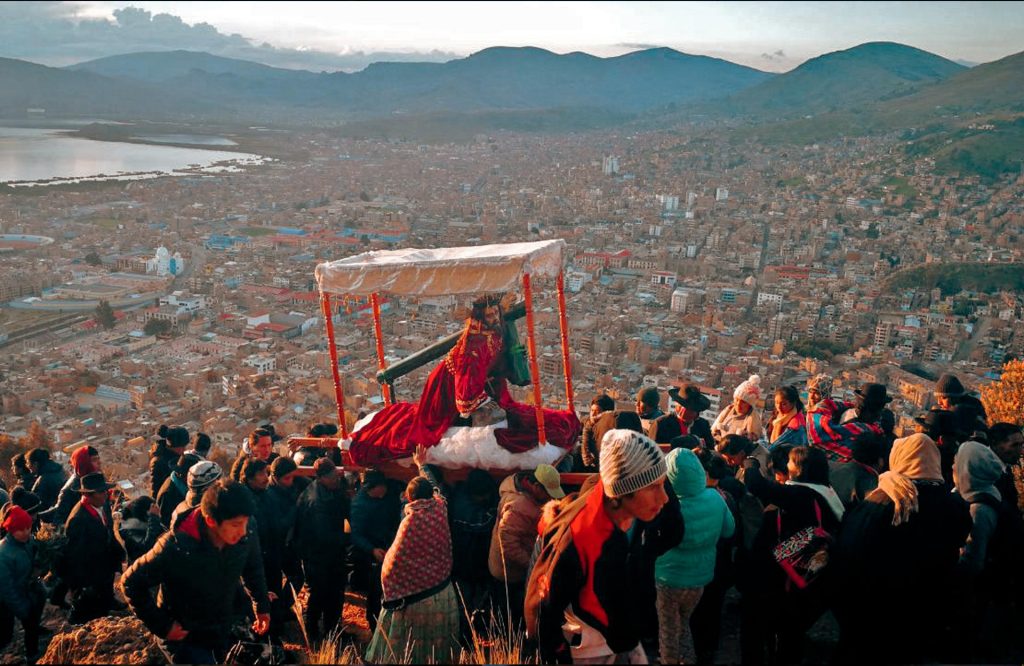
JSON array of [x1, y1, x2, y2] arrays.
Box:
[[739, 445, 843, 664], [365, 447, 460, 664], [832, 433, 972, 663], [768, 385, 807, 447]]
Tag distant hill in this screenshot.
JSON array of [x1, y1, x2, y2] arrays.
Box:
[[65, 46, 773, 118], [67, 50, 321, 83], [880, 49, 1024, 117], [0, 57, 221, 119], [718, 42, 965, 119]]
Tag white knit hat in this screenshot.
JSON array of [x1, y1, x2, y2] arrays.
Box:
[[733, 374, 762, 407], [599, 429, 667, 498]]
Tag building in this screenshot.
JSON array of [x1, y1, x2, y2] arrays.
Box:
[[874, 320, 895, 348], [757, 292, 784, 313], [715, 187, 729, 202], [147, 247, 184, 277], [671, 287, 705, 314], [602, 156, 620, 175]]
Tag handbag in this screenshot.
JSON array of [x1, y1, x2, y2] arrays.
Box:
[[772, 500, 832, 590]]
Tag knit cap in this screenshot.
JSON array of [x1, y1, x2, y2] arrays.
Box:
[[2, 505, 33, 533], [733, 375, 762, 407], [934, 373, 966, 399], [599, 429, 667, 498], [807, 373, 833, 397]]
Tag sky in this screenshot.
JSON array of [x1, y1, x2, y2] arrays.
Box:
[[3, 1, 1024, 72]]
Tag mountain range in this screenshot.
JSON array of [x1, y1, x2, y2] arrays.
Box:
[[1, 42, 1022, 137]]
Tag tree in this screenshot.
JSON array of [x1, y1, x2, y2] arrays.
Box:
[[980, 359, 1024, 426], [143, 318, 173, 337], [20, 420, 52, 450], [84, 251, 102, 266], [94, 300, 116, 330]]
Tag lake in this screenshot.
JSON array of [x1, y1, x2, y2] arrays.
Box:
[[0, 127, 263, 185]]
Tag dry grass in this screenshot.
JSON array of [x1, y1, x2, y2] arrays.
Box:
[[299, 583, 539, 664]]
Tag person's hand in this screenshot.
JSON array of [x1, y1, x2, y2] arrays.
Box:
[[252, 612, 270, 636], [372, 548, 387, 563], [413, 444, 429, 467], [165, 622, 189, 641], [267, 591, 278, 602]]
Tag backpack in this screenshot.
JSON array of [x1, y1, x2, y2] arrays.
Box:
[[772, 500, 833, 590]]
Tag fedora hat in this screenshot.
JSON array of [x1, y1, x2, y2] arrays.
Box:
[[668, 385, 711, 412], [76, 472, 115, 494], [855, 383, 892, 407]]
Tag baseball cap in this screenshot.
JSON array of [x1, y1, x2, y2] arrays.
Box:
[[534, 464, 565, 499]]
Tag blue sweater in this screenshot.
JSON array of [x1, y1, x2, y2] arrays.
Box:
[[656, 448, 735, 588]]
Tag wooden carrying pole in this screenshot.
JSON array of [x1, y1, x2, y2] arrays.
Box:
[[556, 271, 575, 413], [370, 293, 393, 406], [522, 273, 547, 445], [319, 291, 348, 438]]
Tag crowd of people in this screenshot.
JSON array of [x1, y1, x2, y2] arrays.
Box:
[[0, 370, 1022, 665]]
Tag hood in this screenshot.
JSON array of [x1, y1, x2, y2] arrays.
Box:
[[175, 506, 202, 542], [499, 473, 525, 500], [70, 447, 96, 477], [666, 447, 707, 499], [955, 440, 1005, 503]]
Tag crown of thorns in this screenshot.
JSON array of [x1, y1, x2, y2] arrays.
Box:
[[471, 293, 505, 308]]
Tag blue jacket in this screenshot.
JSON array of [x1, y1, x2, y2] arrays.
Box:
[[0, 535, 38, 619], [656, 448, 735, 588]]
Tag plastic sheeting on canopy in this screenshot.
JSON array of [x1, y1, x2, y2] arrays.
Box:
[[315, 239, 566, 297]]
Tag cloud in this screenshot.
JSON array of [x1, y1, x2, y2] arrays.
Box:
[[0, 3, 458, 71], [760, 49, 787, 61], [615, 42, 664, 50]]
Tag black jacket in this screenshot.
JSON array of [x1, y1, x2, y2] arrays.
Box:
[[526, 478, 683, 663], [120, 507, 270, 647], [149, 443, 179, 497], [293, 479, 349, 569], [38, 473, 79, 525], [247, 485, 285, 587], [419, 464, 495, 582], [350, 485, 402, 559], [115, 513, 165, 564], [832, 482, 971, 658], [31, 460, 68, 512], [156, 473, 187, 529], [61, 500, 125, 589]]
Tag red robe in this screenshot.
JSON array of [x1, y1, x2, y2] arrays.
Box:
[[349, 319, 503, 465], [491, 378, 582, 454]]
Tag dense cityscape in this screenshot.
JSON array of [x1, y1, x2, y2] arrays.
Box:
[[2, 124, 1021, 487]]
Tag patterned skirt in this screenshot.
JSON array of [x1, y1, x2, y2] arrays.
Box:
[[364, 582, 461, 664]]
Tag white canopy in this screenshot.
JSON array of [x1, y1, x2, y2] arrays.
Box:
[[315, 239, 566, 297]]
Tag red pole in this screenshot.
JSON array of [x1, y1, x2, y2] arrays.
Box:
[[556, 271, 575, 413], [319, 291, 348, 437], [370, 293, 392, 406], [522, 273, 547, 445]]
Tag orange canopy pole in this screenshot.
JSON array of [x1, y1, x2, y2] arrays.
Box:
[[370, 293, 393, 406], [319, 291, 348, 437], [522, 273, 547, 445], [556, 270, 575, 413]]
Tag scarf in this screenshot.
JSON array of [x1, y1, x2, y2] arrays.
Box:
[[770, 409, 797, 443], [380, 495, 452, 603], [954, 440, 1005, 504], [875, 433, 944, 526], [785, 480, 845, 521]]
